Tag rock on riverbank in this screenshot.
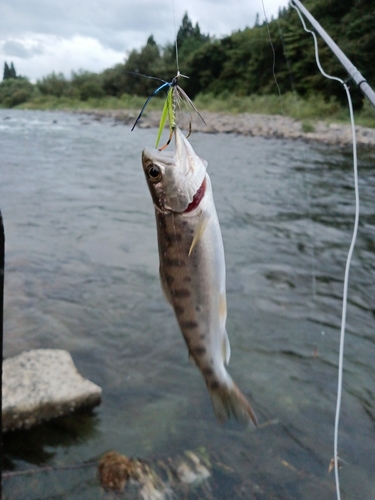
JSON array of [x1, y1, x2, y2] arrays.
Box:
[[2, 349, 102, 431], [78, 109, 375, 147]]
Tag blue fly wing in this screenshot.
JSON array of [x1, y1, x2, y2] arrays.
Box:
[[131, 82, 170, 131]]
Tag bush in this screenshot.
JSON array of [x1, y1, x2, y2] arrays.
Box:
[[37, 72, 71, 97], [0, 78, 34, 107], [79, 81, 105, 101], [71, 70, 105, 101]]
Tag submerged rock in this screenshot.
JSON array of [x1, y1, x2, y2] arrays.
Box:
[[98, 449, 212, 499], [2, 349, 102, 431]]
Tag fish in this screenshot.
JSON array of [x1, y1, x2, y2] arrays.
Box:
[[141, 127, 257, 426]]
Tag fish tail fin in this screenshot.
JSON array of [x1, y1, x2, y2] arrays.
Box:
[[208, 376, 258, 427]]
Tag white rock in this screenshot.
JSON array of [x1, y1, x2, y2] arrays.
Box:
[[2, 349, 102, 431]]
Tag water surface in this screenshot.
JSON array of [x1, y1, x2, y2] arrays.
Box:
[[1, 109, 374, 499]]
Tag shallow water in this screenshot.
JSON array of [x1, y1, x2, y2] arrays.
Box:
[[1, 109, 374, 499]]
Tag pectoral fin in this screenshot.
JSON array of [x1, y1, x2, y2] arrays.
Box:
[[189, 213, 210, 256]]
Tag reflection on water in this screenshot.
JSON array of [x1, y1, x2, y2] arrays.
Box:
[[1, 110, 374, 499], [3, 408, 99, 468]]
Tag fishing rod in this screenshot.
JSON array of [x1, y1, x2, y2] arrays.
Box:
[[291, 0, 375, 108]]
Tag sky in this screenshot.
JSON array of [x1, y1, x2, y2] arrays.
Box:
[[0, 0, 290, 82]]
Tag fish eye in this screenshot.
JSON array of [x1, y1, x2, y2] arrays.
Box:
[[146, 164, 162, 182]]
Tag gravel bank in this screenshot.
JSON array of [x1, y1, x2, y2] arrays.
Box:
[[79, 109, 375, 147]]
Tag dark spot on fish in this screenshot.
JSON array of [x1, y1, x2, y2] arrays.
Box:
[[165, 258, 185, 267], [202, 367, 214, 376], [182, 221, 188, 226], [172, 289, 190, 298], [195, 305, 201, 312], [210, 381, 220, 390], [191, 346, 206, 356], [165, 232, 182, 244], [158, 215, 167, 228], [164, 233, 173, 245], [183, 276, 191, 283], [174, 305, 185, 316], [165, 274, 174, 285], [181, 320, 198, 329], [199, 334, 205, 340]]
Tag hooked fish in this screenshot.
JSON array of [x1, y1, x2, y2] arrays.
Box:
[[141, 127, 257, 426]]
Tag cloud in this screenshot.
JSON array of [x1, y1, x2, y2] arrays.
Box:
[[1, 0, 287, 50], [1, 35, 125, 81], [0, 0, 170, 52], [2, 40, 44, 59], [0, 0, 290, 81]]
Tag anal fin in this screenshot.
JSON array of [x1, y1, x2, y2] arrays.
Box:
[[221, 329, 231, 365]]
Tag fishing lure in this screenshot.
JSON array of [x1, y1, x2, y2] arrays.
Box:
[[130, 71, 205, 150]]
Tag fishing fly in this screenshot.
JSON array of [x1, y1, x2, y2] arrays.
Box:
[[130, 70, 206, 150]]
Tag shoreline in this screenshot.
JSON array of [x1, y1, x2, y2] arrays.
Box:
[[77, 109, 375, 147]]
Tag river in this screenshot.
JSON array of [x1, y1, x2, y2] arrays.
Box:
[[1, 109, 374, 499]]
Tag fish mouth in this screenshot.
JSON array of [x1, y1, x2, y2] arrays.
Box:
[[174, 127, 197, 166], [142, 126, 201, 169], [141, 127, 189, 168], [142, 146, 174, 166]]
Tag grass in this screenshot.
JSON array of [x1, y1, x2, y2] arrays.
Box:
[[301, 121, 316, 133], [10, 91, 375, 128], [194, 91, 375, 127], [18, 94, 165, 112]]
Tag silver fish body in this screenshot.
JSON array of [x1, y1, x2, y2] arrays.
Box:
[[141, 128, 257, 425]]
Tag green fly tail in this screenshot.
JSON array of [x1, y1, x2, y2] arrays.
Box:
[[155, 87, 175, 149]]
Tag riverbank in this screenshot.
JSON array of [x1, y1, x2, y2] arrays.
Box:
[[77, 109, 375, 147]]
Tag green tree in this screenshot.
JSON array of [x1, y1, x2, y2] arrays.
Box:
[[71, 70, 105, 100], [176, 13, 210, 69], [37, 72, 72, 97], [10, 4, 372, 110], [3, 62, 10, 80], [123, 35, 165, 96], [185, 39, 227, 97], [3, 61, 17, 80], [181, 1, 373, 109], [0, 78, 34, 107], [101, 63, 128, 97], [9, 62, 17, 78]]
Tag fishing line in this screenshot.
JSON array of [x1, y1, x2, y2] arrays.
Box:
[[276, 18, 296, 93], [261, 0, 284, 114], [291, 4, 360, 500], [172, 0, 180, 74], [302, 154, 319, 338]]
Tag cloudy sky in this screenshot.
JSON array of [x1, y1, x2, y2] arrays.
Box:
[[1, 0, 290, 82]]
